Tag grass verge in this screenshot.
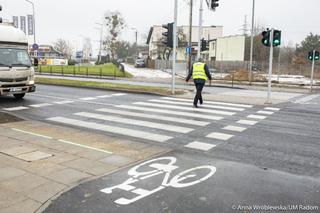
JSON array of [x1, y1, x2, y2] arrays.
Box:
[[36, 63, 132, 78], [35, 77, 186, 96]]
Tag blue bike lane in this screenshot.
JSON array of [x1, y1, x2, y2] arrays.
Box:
[[43, 151, 320, 213]]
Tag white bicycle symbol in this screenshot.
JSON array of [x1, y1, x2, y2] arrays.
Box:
[[100, 156, 216, 205]]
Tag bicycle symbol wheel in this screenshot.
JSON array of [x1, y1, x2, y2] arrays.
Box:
[[128, 157, 177, 178], [170, 166, 216, 188]]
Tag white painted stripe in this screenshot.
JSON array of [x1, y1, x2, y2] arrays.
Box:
[[237, 120, 258, 125], [79, 97, 98, 101], [116, 105, 223, 121], [206, 132, 234, 140], [47, 117, 172, 143], [11, 128, 53, 139], [162, 97, 253, 108], [58, 139, 112, 154], [185, 141, 216, 151], [264, 107, 280, 111], [29, 103, 53, 108], [75, 112, 193, 134], [134, 102, 235, 116], [3, 106, 29, 111], [223, 125, 247, 132], [294, 94, 320, 104], [149, 99, 245, 112], [53, 100, 75, 105], [111, 93, 126, 96], [257, 110, 274, 115], [247, 114, 267, 120], [97, 108, 209, 126], [96, 95, 111, 98]]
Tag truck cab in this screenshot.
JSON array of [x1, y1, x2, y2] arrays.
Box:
[[0, 24, 36, 99]]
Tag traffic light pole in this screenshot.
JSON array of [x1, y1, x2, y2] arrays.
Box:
[[249, 0, 255, 85], [310, 50, 315, 92], [172, 0, 178, 95], [266, 28, 274, 104], [197, 0, 203, 59]]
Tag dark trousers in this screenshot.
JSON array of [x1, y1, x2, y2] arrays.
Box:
[[194, 82, 204, 106]]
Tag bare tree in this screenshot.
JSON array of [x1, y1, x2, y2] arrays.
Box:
[[53, 39, 73, 59], [103, 11, 126, 60]]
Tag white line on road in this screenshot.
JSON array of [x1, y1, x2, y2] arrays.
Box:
[[96, 108, 209, 126], [134, 102, 235, 116], [237, 120, 258, 125], [115, 105, 223, 121], [58, 139, 112, 154], [111, 93, 127, 96], [79, 97, 98, 101], [264, 107, 280, 111], [53, 100, 75, 105], [247, 115, 267, 120], [75, 112, 193, 133], [185, 141, 216, 151], [11, 128, 53, 139], [149, 99, 245, 111], [222, 125, 247, 132], [206, 132, 234, 140], [29, 103, 53, 108], [161, 97, 253, 108], [257, 110, 274, 115], [95, 95, 111, 98], [2, 106, 29, 111], [47, 117, 172, 143], [293, 94, 320, 104]]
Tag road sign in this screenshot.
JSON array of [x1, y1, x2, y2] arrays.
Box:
[[185, 46, 191, 54], [32, 43, 39, 51]]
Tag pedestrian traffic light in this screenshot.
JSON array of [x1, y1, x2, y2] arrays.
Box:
[[210, 0, 219, 9], [261, 30, 270, 47], [200, 38, 209, 52], [162, 22, 174, 48], [315, 51, 320, 60], [273, 30, 281, 47]]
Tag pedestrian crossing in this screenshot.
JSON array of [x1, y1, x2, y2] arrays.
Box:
[[45, 96, 268, 148]]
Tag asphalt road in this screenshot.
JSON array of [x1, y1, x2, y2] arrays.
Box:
[[1, 85, 320, 213]]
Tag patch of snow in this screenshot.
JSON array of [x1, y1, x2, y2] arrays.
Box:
[[261, 74, 319, 85], [123, 63, 172, 79]]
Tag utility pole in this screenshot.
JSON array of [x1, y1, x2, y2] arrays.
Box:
[[249, 0, 255, 85], [95, 23, 103, 63], [266, 28, 274, 104], [172, 0, 178, 95], [187, 0, 193, 76], [197, 0, 203, 59]]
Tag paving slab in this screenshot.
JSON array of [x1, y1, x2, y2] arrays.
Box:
[[0, 167, 26, 181], [0, 146, 37, 156], [27, 181, 66, 203], [45, 168, 92, 185], [99, 155, 136, 167], [0, 198, 41, 213], [15, 151, 53, 162]]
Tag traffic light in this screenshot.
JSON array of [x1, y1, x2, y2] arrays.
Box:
[[162, 22, 174, 48], [273, 30, 281, 47], [200, 38, 209, 52], [315, 51, 320, 60], [210, 0, 219, 9], [0, 5, 2, 24], [308, 51, 320, 61], [261, 30, 271, 47]]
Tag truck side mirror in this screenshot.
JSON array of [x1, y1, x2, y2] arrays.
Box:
[[33, 58, 39, 67]]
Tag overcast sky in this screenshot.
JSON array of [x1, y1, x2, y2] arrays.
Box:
[[1, 0, 319, 55]]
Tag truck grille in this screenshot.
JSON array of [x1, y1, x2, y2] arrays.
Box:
[[1, 84, 27, 88], [0, 77, 28, 82]]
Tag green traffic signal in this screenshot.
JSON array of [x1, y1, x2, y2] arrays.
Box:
[[261, 30, 270, 47], [315, 51, 320, 60], [273, 30, 281, 47]]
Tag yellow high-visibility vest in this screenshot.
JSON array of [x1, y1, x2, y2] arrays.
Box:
[[192, 62, 208, 80]]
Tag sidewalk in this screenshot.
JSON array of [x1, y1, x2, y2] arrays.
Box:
[[0, 118, 169, 213]]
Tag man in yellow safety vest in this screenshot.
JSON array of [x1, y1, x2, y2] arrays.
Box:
[[186, 58, 212, 108]]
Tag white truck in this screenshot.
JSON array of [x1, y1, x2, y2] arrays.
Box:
[[0, 24, 36, 99]]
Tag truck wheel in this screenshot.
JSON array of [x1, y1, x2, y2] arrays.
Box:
[[13, 93, 25, 100]]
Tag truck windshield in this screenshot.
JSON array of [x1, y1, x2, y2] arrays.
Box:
[[0, 48, 31, 68]]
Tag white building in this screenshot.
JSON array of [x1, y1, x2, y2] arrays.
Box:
[[207, 35, 245, 61]]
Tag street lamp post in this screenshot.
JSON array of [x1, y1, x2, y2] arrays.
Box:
[[95, 23, 103, 64], [25, 0, 36, 45], [249, 0, 255, 85]]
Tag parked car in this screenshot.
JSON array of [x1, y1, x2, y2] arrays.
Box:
[[134, 58, 146, 68]]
